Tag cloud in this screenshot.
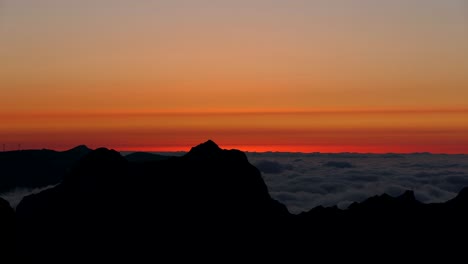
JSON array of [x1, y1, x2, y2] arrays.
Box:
[[444, 175, 468, 185], [323, 161, 354, 168], [4, 151, 466, 215], [254, 160, 293, 174], [401, 163, 461, 169], [344, 174, 379, 182], [0, 185, 56, 209], [246, 153, 468, 214]]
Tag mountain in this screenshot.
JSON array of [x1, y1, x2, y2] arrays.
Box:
[[16, 141, 289, 261], [13, 140, 468, 260], [295, 187, 468, 252], [0, 145, 92, 193], [124, 152, 171, 163]]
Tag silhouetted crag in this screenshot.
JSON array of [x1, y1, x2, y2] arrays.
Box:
[[295, 187, 468, 252], [0, 145, 92, 193], [14, 141, 468, 261], [124, 152, 171, 163], [16, 141, 289, 261]]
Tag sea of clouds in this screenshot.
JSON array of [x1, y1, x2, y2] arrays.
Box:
[[0, 185, 57, 209], [2, 151, 468, 214], [246, 152, 468, 214]]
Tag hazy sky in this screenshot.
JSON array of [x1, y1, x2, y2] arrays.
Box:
[[1, 0, 467, 152]]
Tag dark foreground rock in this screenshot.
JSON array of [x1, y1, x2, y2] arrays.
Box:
[[0, 198, 15, 259], [12, 141, 468, 261], [16, 141, 289, 261]]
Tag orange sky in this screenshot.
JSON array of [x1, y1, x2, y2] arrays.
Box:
[[1, 1, 468, 153]]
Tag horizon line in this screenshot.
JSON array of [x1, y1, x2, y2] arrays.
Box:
[[3, 145, 466, 155], [117, 149, 468, 155]]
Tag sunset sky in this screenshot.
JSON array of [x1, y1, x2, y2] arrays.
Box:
[[1, 0, 468, 153]]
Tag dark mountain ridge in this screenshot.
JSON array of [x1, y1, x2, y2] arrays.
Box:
[[124, 151, 171, 163], [6, 140, 468, 261], [0, 145, 92, 193]]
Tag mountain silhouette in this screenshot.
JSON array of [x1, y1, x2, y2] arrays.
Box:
[[124, 152, 171, 163], [0, 145, 92, 193], [185, 139, 221, 158], [16, 141, 289, 261], [10, 140, 468, 260]]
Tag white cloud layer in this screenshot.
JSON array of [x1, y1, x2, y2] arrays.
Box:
[[0, 185, 56, 209], [247, 152, 468, 213], [2, 152, 467, 215]]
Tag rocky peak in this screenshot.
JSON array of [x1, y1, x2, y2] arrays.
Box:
[[184, 140, 224, 161]]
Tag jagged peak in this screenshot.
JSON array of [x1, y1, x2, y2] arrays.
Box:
[[75, 148, 126, 168], [186, 140, 222, 156], [64, 147, 127, 186], [194, 140, 220, 150], [65, 145, 92, 153], [88, 147, 121, 157], [183, 140, 251, 164], [347, 191, 418, 210]]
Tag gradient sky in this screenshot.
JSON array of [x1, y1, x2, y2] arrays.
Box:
[[1, 0, 468, 153]]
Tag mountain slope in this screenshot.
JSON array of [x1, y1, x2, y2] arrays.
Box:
[[124, 152, 171, 163], [14, 140, 468, 260], [0, 145, 92, 193], [16, 141, 289, 261]]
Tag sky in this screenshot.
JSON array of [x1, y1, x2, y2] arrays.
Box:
[[1, 0, 468, 153]]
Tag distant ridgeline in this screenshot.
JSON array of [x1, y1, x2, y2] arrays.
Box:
[[1, 141, 468, 261], [0, 146, 174, 193], [0, 145, 92, 193]]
